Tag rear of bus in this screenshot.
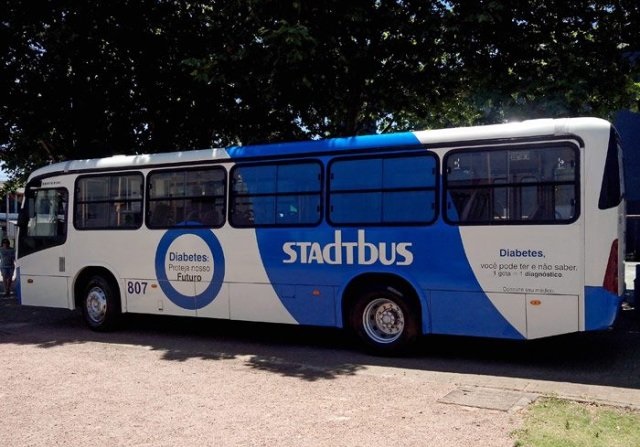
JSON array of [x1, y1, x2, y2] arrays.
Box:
[[583, 121, 625, 331]]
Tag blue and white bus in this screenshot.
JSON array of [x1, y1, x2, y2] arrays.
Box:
[[16, 117, 625, 353]]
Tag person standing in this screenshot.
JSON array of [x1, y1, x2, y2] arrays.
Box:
[[0, 238, 15, 296]]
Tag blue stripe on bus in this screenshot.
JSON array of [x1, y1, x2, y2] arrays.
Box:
[[253, 220, 524, 338], [226, 132, 422, 159], [227, 131, 524, 339], [584, 286, 621, 330]]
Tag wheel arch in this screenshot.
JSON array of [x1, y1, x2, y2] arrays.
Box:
[[73, 266, 122, 311], [340, 272, 424, 332]]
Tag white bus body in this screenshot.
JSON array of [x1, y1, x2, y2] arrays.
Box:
[[17, 118, 625, 353]]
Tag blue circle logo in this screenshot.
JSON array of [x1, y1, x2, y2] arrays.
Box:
[[154, 228, 225, 310]]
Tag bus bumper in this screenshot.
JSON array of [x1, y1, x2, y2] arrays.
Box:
[[584, 286, 622, 330]]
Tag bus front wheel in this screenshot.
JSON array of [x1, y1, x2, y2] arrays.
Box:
[[81, 275, 121, 331], [349, 286, 419, 355]]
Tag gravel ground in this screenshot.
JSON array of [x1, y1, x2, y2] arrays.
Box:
[[0, 296, 523, 447]]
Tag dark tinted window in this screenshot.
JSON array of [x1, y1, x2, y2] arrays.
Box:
[[329, 153, 437, 225], [147, 167, 226, 228], [445, 145, 579, 225], [598, 127, 623, 210], [230, 161, 322, 227], [75, 174, 143, 229]]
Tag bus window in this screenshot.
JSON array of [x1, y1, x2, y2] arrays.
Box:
[[18, 187, 68, 258], [598, 127, 623, 210], [230, 161, 322, 227], [75, 173, 143, 230], [147, 167, 226, 229], [328, 153, 437, 225], [445, 145, 578, 225]]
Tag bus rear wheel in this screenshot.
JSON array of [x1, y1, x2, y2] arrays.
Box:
[[81, 275, 120, 331], [349, 286, 419, 355]]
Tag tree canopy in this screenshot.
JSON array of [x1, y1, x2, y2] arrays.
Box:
[[1, 0, 639, 183]]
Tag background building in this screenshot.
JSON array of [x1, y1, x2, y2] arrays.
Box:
[[615, 110, 640, 260], [0, 184, 24, 244]]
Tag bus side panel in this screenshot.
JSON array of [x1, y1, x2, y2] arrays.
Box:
[[218, 228, 298, 324], [195, 282, 230, 319], [70, 232, 198, 318], [253, 222, 525, 338], [19, 274, 70, 308], [526, 294, 579, 339], [114, 224, 299, 324], [429, 291, 525, 338], [19, 240, 70, 309], [459, 223, 583, 339], [125, 276, 166, 314]]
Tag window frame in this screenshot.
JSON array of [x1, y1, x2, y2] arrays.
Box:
[[74, 172, 144, 231], [229, 159, 323, 228], [327, 151, 439, 227], [443, 143, 581, 226], [18, 186, 69, 258], [598, 126, 623, 210], [146, 165, 227, 229]]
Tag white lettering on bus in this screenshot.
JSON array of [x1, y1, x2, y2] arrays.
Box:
[[282, 230, 413, 266]]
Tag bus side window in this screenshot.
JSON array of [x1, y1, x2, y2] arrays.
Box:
[[31, 193, 55, 236], [445, 146, 578, 225], [149, 202, 172, 227], [25, 188, 68, 238]]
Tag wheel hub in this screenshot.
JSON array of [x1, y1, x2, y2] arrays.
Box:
[[362, 298, 405, 344], [378, 304, 399, 330], [86, 287, 107, 324]]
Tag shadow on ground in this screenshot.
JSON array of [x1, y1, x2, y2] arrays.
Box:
[[1, 295, 639, 387]]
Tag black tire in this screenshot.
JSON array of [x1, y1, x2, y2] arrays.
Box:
[[81, 275, 121, 331], [349, 285, 419, 355]]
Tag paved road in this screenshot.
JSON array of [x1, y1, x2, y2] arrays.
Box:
[[2, 296, 529, 447], [1, 294, 639, 410], [2, 291, 640, 446]]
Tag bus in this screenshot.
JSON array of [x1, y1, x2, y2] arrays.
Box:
[[16, 117, 625, 354]]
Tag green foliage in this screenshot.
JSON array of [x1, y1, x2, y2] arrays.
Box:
[[444, 0, 640, 122], [512, 397, 640, 447], [1, 1, 639, 184]]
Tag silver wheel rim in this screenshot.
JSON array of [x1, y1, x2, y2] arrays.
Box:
[[362, 298, 405, 344], [86, 286, 107, 324]]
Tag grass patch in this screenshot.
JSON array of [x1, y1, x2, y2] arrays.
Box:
[[512, 397, 640, 447]]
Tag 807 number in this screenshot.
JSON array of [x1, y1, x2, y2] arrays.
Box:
[[127, 281, 148, 295]]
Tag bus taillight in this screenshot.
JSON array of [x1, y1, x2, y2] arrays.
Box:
[[603, 239, 619, 295]]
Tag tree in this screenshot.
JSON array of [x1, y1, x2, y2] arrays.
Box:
[[186, 0, 454, 139], [1, 1, 231, 180], [442, 0, 640, 122], [1, 1, 639, 184]]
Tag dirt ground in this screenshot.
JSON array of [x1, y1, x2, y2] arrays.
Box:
[[0, 296, 523, 447]]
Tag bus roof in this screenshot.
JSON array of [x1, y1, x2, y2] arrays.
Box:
[[28, 117, 609, 181]]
